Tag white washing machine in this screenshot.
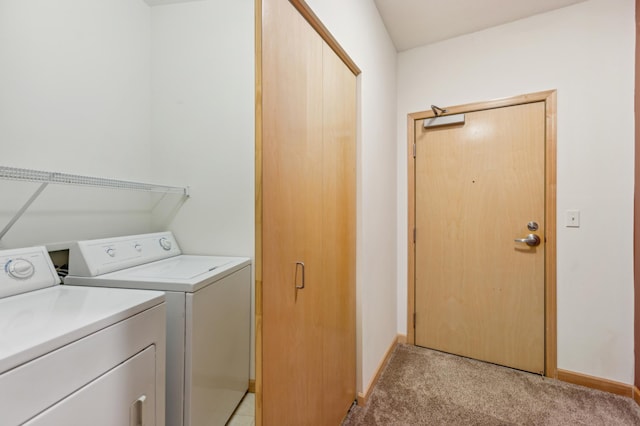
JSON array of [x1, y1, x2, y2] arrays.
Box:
[[64, 232, 251, 426], [0, 245, 166, 426]]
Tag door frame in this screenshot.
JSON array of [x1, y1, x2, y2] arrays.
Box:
[[406, 90, 557, 378]]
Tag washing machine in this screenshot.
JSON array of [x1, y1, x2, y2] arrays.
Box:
[[64, 231, 251, 426], [0, 245, 166, 426]]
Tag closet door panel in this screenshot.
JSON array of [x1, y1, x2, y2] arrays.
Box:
[[262, 0, 324, 424], [321, 42, 357, 424]]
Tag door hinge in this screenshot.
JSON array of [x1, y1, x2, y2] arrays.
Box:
[[413, 312, 416, 328], [413, 228, 416, 243], [412, 143, 416, 158]]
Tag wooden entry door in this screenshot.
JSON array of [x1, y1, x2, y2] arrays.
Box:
[[414, 102, 546, 374]]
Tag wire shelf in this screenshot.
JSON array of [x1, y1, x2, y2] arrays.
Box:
[[0, 165, 189, 239], [0, 166, 188, 195]]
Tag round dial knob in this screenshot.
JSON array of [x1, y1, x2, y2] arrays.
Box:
[[159, 237, 172, 251], [5, 258, 35, 280], [105, 248, 116, 257]]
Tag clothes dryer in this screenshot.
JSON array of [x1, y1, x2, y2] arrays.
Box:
[[0, 246, 166, 425]]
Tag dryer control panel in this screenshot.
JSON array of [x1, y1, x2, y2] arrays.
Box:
[[68, 232, 182, 277], [0, 247, 60, 299]]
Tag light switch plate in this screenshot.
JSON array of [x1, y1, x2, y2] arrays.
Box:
[[566, 210, 580, 227]]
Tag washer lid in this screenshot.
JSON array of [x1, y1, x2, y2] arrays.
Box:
[[125, 256, 235, 280], [0, 285, 164, 373], [65, 255, 251, 292]]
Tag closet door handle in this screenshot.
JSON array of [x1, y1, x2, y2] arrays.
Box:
[[129, 395, 146, 426], [295, 262, 305, 289]]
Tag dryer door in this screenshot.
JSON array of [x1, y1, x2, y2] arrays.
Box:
[[25, 345, 157, 426]]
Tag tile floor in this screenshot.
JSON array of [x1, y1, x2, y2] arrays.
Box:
[[227, 392, 255, 426]]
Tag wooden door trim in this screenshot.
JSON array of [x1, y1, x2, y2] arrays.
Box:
[[406, 90, 558, 378], [288, 0, 361, 76], [255, 0, 263, 424]]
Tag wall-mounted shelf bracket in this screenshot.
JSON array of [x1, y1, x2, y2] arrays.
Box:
[[0, 165, 189, 240], [0, 182, 48, 240]]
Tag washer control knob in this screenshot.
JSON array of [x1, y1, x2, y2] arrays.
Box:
[[159, 237, 172, 251], [134, 244, 142, 252], [5, 258, 35, 280], [105, 248, 116, 257]]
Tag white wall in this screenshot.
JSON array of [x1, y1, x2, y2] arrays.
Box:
[[305, 0, 398, 393], [0, 0, 154, 248], [1, 0, 255, 380], [149, 0, 255, 375], [397, 0, 635, 384]]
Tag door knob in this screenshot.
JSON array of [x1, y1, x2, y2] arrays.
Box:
[[514, 234, 541, 247]]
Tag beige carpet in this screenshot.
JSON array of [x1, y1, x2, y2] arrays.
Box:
[[343, 344, 640, 425]]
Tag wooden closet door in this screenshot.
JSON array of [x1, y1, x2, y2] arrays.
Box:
[[321, 42, 356, 425], [261, 0, 357, 424], [261, 0, 324, 424]]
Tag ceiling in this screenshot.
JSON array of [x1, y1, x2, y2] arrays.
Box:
[[373, 0, 587, 51]]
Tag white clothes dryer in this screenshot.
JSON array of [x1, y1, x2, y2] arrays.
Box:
[[0, 246, 166, 426], [65, 232, 251, 426]]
